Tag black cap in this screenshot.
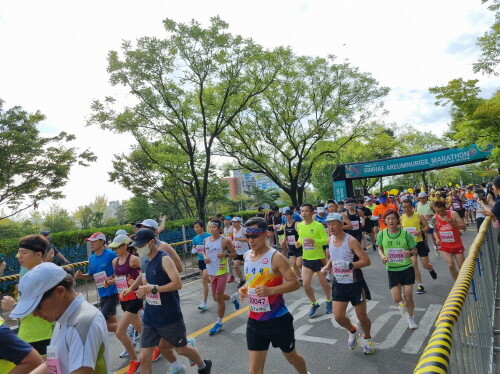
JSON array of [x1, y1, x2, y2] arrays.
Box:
[[40, 231, 51, 236], [131, 228, 156, 247]]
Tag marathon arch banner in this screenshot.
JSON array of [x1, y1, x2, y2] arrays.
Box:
[[343, 144, 494, 179]]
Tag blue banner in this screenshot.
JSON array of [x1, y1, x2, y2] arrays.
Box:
[[345, 144, 494, 179], [333, 181, 348, 201]]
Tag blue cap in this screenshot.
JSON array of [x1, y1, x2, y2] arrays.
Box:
[[131, 228, 156, 247], [224, 216, 232, 220], [379, 196, 388, 203], [39, 231, 51, 236]]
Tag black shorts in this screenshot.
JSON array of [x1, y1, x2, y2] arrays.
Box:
[[287, 247, 303, 258], [454, 208, 466, 218], [235, 254, 245, 262], [100, 294, 119, 319], [198, 260, 207, 271], [362, 221, 373, 233], [247, 313, 295, 353], [416, 241, 429, 257], [388, 267, 415, 289], [302, 259, 324, 272], [120, 298, 143, 314], [142, 318, 187, 348], [332, 279, 371, 306]]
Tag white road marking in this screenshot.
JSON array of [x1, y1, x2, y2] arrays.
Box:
[[401, 304, 442, 354]]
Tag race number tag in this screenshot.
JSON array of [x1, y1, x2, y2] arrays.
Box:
[[146, 287, 162, 306], [248, 287, 271, 312], [303, 239, 315, 250], [234, 241, 242, 251], [387, 248, 405, 263], [274, 225, 281, 231], [196, 245, 204, 253], [333, 266, 353, 282], [93, 271, 107, 288], [351, 221, 360, 230], [404, 227, 417, 237], [440, 231, 455, 243], [452, 203, 460, 210], [287, 235, 296, 246], [46, 346, 62, 374], [115, 275, 128, 292]]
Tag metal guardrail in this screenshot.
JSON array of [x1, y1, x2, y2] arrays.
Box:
[[414, 216, 498, 374]]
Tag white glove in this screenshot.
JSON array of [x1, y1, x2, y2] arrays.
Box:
[[333, 260, 351, 270], [191, 247, 197, 254]]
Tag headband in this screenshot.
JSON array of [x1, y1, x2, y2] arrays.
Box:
[[245, 227, 267, 234], [19, 242, 45, 253]]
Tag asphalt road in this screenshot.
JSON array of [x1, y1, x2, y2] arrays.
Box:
[[109, 229, 478, 374]]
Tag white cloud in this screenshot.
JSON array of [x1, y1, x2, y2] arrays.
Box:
[[0, 0, 497, 213]]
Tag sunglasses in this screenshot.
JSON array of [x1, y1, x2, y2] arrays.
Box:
[[244, 232, 266, 239]]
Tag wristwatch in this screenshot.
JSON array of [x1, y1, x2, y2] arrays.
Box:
[[348, 262, 354, 270], [151, 285, 158, 294]]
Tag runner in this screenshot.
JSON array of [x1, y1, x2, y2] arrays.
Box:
[[357, 199, 374, 251], [281, 209, 302, 282], [344, 199, 364, 244], [464, 187, 476, 225], [401, 199, 437, 295], [448, 189, 466, 221], [376, 209, 419, 330], [108, 235, 143, 374], [238, 217, 310, 374], [125, 228, 212, 374], [295, 204, 332, 316], [202, 220, 240, 335], [1, 235, 54, 356], [75, 232, 119, 332], [474, 188, 488, 230], [191, 220, 211, 311], [415, 192, 438, 255], [12, 263, 110, 374], [222, 216, 235, 283], [433, 200, 467, 280], [372, 194, 397, 231], [321, 213, 374, 354], [39, 231, 70, 265], [232, 216, 250, 288]]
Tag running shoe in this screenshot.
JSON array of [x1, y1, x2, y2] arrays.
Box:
[[151, 347, 161, 362], [127, 360, 140, 374], [348, 328, 358, 349], [187, 337, 196, 366], [209, 323, 223, 335], [398, 301, 407, 315], [325, 300, 333, 314], [126, 325, 135, 339], [198, 359, 212, 374], [362, 338, 375, 354], [198, 302, 207, 311], [167, 365, 186, 374], [325, 273, 331, 282], [119, 341, 138, 358], [230, 294, 240, 310], [308, 302, 320, 317], [227, 276, 235, 283], [408, 316, 418, 330], [429, 269, 437, 280], [416, 285, 425, 294], [237, 279, 246, 289]]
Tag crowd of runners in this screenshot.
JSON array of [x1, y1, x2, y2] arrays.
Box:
[[0, 176, 499, 374]]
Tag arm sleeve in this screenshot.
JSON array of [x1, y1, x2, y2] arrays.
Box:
[[0, 325, 33, 365], [314, 224, 328, 246]]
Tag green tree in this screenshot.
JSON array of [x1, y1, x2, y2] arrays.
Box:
[[90, 195, 108, 227], [0, 100, 95, 220], [429, 79, 500, 165], [42, 204, 76, 233], [73, 205, 94, 229], [474, 0, 500, 76], [125, 196, 152, 223], [89, 17, 282, 220], [219, 54, 389, 206]]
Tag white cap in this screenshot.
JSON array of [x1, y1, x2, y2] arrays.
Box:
[[418, 192, 427, 198], [10, 263, 67, 319], [115, 229, 128, 236], [140, 219, 159, 230], [84, 232, 106, 242], [108, 234, 132, 248], [326, 213, 344, 222], [231, 216, 242, 222]]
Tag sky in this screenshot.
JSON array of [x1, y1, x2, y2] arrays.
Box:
[[0, 0, 498, 215]]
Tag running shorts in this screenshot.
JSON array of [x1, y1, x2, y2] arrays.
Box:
[[141, 318, 187, 348], [246, 312, 295, 353], [416, 241, 429, 257], [198, 260, 207, 271], [302, 259, 324, 272], [120, 298, 143, 314], [209, 273, 228, 294], [99, 294, 119, 319], [235, 254, 245, 262], [332, 279, 371, 306], [287, 247, 303, 258], [388, 267, 415, 289]]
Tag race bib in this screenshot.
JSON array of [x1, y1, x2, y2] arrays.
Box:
[[387, 248, 405, 263], [146, 289, 162, 306], [93, 271, 107, 288], [404, 227, 417, 237], [440, 231, 454, 243], [303, 239, 315, 250], [333, 265, 353, 282], [452, 202, 460, 210], [248, 287, 271, 312], [115, 275, 128, 292], [234, 241, 242, 251], [46, 346, 62, 374], [351, 221, 360, 230], [274, 225, 281, 231], [287, 235, 296, 246], [196, 245, 204, 253]]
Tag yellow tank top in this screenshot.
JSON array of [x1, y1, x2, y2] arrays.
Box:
[[18, 311, 54, 345], [401, 213, 423, 242]]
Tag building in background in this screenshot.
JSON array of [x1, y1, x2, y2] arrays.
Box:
[[223, 170, 280, 199], [107, 200, 120, 218]]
